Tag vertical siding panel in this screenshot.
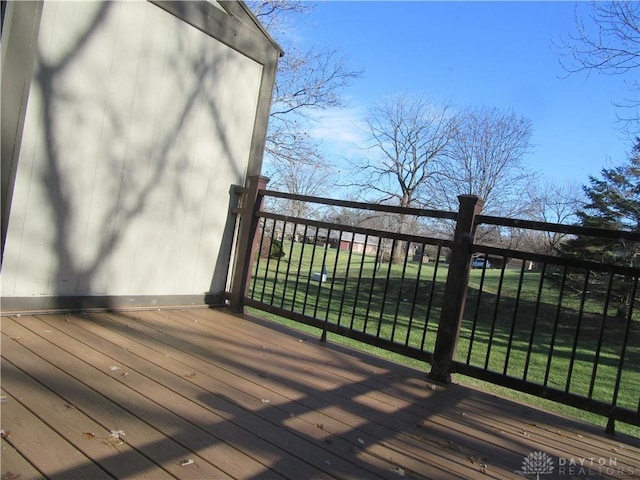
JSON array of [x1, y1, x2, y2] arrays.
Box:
[[151, 13, 196, 295], [194, 50, 262, 293], [75, 1, 124, 295], [99, 1, 150, 295], [38, 1, 122, 295], [41, 3, 85, 295], [3, 0, 274, 304], [123, 5, 174, 295], [171, 26, 214, 294], [2, 2, 57, 296], [102, 1, 149, 294]]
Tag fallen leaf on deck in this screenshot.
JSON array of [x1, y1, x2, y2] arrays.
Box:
[[9, 337, 22, 342], [83, 432, 96, 439], [183, 373, 196, 378], [260, 399, 271, 404], [315, 423, 324, 430], [1, 430, 11, 439], [180, 459, 194, 466], [109, 430, 125, 438], [2, 471, 21, 480], [357, 438, 365, 445], [391, 467, 405, 476], [109, 366, 121, 371]]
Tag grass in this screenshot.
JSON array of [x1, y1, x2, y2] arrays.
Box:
[[248, 239, 640, 437]]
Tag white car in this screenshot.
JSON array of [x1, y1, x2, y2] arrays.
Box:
[[471, 257, 491, 269]]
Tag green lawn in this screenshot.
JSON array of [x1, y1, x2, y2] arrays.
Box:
[[248, 239, 640, 437]]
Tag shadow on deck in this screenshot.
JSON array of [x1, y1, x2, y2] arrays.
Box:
[[1, 307, 638, 479]]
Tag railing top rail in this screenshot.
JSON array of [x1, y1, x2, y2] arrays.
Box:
[[259, 211, 454, 247], [260, 189, 458, 220], [474, 244, 640, 276], [477, 215, 640, 242]]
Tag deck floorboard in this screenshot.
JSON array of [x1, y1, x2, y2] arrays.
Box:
[[1, 308, 638, 480]]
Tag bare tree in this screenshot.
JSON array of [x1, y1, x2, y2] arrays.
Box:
[[431, 107, 534, 219], [355, 93, 460, 210], [526, 179, 583, 225], [248, 1, 361, 192], [518, 180, 584, 254], [266, 148, 334, 219], [347, 93, 459, 262], [556, 1, 640, 134]]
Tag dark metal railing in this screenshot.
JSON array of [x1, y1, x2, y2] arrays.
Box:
[[227, 176, 640, 433], [244, 209, 454, 363], [455, 239, 639, 432]]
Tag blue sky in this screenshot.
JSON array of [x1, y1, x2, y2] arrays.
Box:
[[293, 1, 634, 187]]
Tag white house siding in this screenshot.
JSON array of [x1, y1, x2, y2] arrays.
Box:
[[1, 1, 264, 304]]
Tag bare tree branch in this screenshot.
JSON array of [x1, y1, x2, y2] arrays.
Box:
[[247, 1, 362, 198], [429, 107, 534, 219], [556, 1, 640, 134], [353, 93, 460, 210]]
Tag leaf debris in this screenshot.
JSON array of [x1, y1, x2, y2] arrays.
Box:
[[109, 430, 125, 440], [2, 471, 21, 480], [104, 430, 126, 446], [391, 466, 405, 476]]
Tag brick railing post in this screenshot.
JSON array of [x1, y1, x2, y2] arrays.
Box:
[[228, 175, 269, 313], [429, 195, 484, 383]]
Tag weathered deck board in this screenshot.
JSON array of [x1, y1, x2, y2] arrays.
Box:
[[1, 308, 639, 480], [1, 437, 45, 480]]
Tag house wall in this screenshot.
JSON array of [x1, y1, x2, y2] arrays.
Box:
[[1, 1, 279, 311]]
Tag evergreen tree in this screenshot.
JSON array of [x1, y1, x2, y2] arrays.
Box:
[[565, 138, 639, 267], [560, 139, 639, 319]]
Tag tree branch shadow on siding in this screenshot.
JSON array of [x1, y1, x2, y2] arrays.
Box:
[[31, 2, 241, 310]]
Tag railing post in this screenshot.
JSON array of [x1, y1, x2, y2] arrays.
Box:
[[228, 175, 269, 313], [429, 195, 484, 383]]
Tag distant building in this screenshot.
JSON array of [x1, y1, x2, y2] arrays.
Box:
[[331, 232, 380, 256]]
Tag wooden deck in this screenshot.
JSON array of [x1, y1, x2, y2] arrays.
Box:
[[1, 308, 638, 480]]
